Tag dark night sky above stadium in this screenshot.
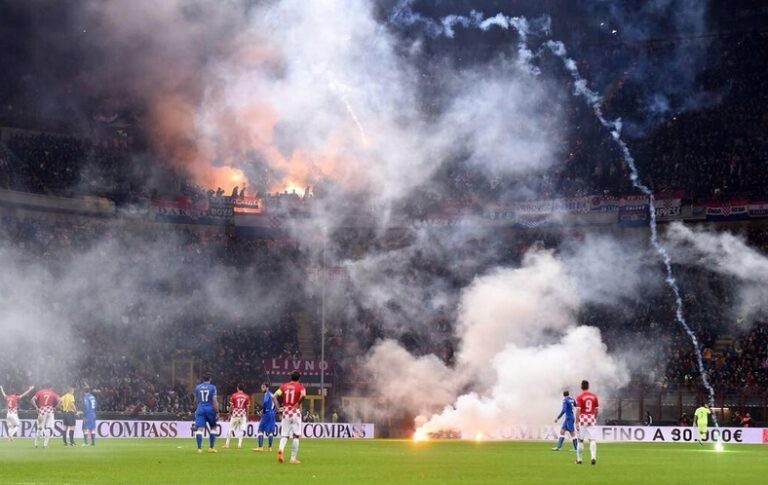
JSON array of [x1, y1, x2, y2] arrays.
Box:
[[0, 0, 765, 130]]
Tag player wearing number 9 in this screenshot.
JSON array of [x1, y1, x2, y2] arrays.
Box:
[[193, 374, 219, 453]]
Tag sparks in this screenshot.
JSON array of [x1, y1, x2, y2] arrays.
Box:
[[413, 428, 429, 443]]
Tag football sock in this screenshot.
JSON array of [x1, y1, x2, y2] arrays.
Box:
[[91, 433, 96, 446], [238, 431, 243, 448], [268, 435, 274, 448], [44, 428, 51, 447], [258, 432, 264, 448], [576, 442, 583, 462], [556, 437, 564, 449], [209, 432, 216, 449], [9, 425, 18, 438], [63, 431, 68, 445], [69, 430, 75, 445], [84, 432, 89, 445], [590, 441, 597, 460], [279, 437, 288, 452], [291, 438, 300, 461], [195, 431, 203, 449], [572, 438, 578, 450]]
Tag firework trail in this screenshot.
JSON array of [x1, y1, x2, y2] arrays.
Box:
[[545, 39, 719, 426], [389, 0, 721, 432]]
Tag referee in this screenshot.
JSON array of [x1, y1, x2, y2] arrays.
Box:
[[58, 387, 78, 446]]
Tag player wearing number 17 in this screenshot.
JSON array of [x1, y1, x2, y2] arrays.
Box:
[[224, 384, 250, 449], [194, 374, 219, 453], [273, 370, 306, 464]]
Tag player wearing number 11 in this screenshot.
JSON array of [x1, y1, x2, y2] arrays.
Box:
[[273, 370, 306, 464], [194, 374, 219, 453]]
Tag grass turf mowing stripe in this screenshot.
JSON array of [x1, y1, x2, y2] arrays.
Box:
[[1, 439, 765, 484]]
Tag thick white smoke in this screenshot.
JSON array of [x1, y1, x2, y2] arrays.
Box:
[[81, 0, 562, 207], [363, 246, 632, 438], [666, 222, 768, 324]]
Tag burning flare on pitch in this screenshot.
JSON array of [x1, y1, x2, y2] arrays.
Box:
[[412, 428, 429, 443]]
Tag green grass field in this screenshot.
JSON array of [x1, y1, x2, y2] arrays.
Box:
[[1, 439, 766, 484]]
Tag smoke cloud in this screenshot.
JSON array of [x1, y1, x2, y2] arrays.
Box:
[[666, 222, 768, 325], [2, 0, 745, 439], [75, 0, 562, 204], [363, 243, 636, 437], [0, 223, 303, 386]]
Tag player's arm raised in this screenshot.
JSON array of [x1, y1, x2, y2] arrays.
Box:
[[0, 385, 6, 398], [19, 386, 34, 398]]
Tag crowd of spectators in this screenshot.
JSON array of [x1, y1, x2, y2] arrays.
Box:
[[401, 30, 768, 213], [0, 29, 767, 423], [1, 206, 767, 423], [0, 211, 303, 416], [0, 132, 146, 204], [1, 32, 767, 214]]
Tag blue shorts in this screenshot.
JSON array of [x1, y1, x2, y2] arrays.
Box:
[[83, 414, 96, 430], [561, 418, 575, 433], [258, 414, 276, 434], [195, 407, 217, 430]]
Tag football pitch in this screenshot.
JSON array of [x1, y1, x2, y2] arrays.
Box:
[[1, 439, 766, 484]]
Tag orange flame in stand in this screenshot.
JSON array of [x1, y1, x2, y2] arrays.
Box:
[[143, 42, 372, 193], [203, 166, 247, 192]]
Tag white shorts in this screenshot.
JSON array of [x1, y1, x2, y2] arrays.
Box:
[[578, 425, 596, 441], [280, 415, 302, 438], [229, 416, 246, 432], [6, 412, 20, 428], [37, 412, 54, 430]]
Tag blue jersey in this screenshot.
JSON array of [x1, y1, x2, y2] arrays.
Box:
[[262, 391, 276, 416], [558, 397, 576, 421], [195, 382, 217, 410], [83, 393, 97, 415]]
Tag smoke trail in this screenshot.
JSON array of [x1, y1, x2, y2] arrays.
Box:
[[388, 0, 547, 75], [328, 78, 370, 145], [385, 3, 723, 437], [545, 40, 719, 425]]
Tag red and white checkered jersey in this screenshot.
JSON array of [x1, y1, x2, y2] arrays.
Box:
[[277, 381, 306, 418], [579, 413, 597, 427], [33, 389, 59, 415], [229, 391, 250, 418], [6, 394, 19, 413], [576, 390, 599, 426]]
